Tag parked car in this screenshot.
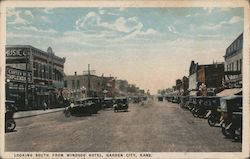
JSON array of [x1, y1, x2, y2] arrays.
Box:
[[179, 96, 189, 109], [103, 98, 114, 109], [205, 96, 222, 127], [157, 96, 163, 101], [5, 100, 17, 132], [113, 97, 129, 112], [218, 95, 242, 141], [64, 98, 99, 117]]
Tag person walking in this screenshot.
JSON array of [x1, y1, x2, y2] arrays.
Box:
[[43, 101, 48, 111]]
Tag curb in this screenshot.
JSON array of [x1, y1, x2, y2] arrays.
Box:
[[14, 108, 65, 120]]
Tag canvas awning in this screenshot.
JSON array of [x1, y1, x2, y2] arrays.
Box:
[[216, 88, 242, 97]]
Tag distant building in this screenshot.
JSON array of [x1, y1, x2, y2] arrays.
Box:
[[181, 76, 189, 96], [115, 80, 129, 96], [188, 60, 224, 95], [64, 72, 115, 100], [223, 33, 243, 88], [6, 45, 66, 110]]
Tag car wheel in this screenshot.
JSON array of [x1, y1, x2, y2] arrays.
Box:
[[207, 116, 216, 127], [6, 119, 16, 132]]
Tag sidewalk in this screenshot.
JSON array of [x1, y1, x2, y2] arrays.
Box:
[[14, 108, 65, 119]]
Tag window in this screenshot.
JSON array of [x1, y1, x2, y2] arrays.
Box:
[[229, 63, 231, 71], [77, 80, 80, 89], [64, 80, 67, 88], [227, 65, 229, 71], [236, 60, 239, 71], [232, 62, 234, 71], [72, 80, 75, 89], [240, 59, 242, 72]]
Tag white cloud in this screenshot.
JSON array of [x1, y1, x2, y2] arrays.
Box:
[[168, 25, 177, 34], [74, 11, 158, 42], [14, 25, 57, 34], [202, 16, 243, 30], [7, 9, 30, 25], [40, 16, 51, 23], [24, 10, 34, 18]]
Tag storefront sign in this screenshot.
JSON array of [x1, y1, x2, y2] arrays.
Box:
[[6, 48, 29, 57], [6, 67, 32, 83]]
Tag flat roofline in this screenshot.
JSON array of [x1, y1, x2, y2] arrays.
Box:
[[6, 45, 65, 61]]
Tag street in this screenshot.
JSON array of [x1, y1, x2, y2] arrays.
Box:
[[5, 99, 241, 152]]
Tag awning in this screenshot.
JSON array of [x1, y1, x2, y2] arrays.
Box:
[[216, 88, 242, 97]]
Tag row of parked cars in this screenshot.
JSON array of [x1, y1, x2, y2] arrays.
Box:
[[64, 97, 129, 117], [164, 94, 243, 142]]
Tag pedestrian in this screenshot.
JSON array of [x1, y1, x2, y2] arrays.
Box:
[[43, 101, 48, 111]]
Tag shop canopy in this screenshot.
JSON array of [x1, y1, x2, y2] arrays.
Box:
[[216, 88, 242, 97]]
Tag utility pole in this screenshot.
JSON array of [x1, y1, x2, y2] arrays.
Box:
[[25, 50, 29, 110], [87, 64, 91, 97]]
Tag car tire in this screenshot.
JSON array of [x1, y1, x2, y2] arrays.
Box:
[[6, 119, 16, 132], [208, 116, 216, 127]]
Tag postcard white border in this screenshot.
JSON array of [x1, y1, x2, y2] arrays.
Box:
[[0, 0, 249, 159]]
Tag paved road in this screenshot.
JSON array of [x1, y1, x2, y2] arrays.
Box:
[[5, 99, 241, 152]]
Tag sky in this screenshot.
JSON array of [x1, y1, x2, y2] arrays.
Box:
[[6, 7, 244, 94]]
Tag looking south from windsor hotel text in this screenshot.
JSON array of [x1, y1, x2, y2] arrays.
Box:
[[0, 0, 250, 159]]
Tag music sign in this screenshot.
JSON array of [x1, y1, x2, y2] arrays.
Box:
[[6, 67, 32, 83], [6, 48, 29, 57]]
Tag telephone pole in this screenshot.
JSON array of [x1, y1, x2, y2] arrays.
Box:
[[87, 64, 91, 97]]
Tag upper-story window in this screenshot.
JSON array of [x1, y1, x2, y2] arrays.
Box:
[[77, 80, 80, 89], [72, 80, 75, 89], [236, 60, 239, 71]]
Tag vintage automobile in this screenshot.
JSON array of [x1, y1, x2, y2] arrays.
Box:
[[64, 98, 100, 117], [218, 95, 242, 141], [171, 96, 180, 104], [204, 96, 222, 126], [157, 96, 163, 102], [133, 96, 141, 103], [191, 96, 208, 118], [103, 98, 114, 109], [113, 97, 129, 112], [5, 100, 17, 132], [179, 96, 190, 109]]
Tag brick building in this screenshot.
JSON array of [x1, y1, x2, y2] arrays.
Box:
[[6, 45, 66, 110], [188, 60, 224, 96], [64, 72, 115, 100]]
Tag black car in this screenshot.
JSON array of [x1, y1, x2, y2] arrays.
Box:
[[64, 98, 99, 117], [5, 100, 17, 132], [113, 97, 129, 112], [103, 98, 114, 109], [218, 95, 242, 140]]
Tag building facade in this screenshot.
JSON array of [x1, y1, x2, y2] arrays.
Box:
[[64, 72, 116, 100], [224, 33, 243, 88], [188, 60, 224, 95], [6, 45, 66, 110]]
